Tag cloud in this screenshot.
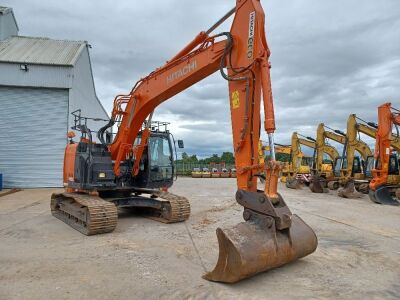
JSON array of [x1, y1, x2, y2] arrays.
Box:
[[5, 0, 400, 157]]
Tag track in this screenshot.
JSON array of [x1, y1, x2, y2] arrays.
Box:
[[50, 191, 190, 235], [150, 191, 191, 223], [51, 193, 118, 235]]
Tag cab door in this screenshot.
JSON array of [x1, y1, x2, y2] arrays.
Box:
[[148, 133, 174, 188]]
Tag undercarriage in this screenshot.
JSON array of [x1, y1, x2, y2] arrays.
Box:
[[51, 189, 190, 235]]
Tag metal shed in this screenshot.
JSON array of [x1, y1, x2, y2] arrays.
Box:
[[0, 7, 110, 188]]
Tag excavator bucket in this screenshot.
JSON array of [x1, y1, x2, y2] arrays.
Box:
[[337, 180, 362, 199], [369, 186, 399, 206], [309, 176, 326, 193], [203, 214, 317, 283], [203, 191, 318, 283], [285, 177, 302, 189]]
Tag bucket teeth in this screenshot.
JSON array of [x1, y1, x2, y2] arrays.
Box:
[[203, 214, 317, 283]]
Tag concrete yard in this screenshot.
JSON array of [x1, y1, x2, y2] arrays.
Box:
[[0, 178, 399, 299]]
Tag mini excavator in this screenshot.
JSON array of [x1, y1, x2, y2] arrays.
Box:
[[51, 0, 317, 283]]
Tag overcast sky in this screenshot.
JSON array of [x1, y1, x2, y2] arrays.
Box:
[[4, 0, 400, 156]]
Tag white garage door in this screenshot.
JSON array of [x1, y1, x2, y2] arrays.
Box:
[[0, 87, 68, 187]]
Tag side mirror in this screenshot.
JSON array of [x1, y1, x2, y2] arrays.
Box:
[[177, 140, 184, 149]]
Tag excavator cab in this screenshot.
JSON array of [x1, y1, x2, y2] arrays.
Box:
[[333, 156, 362, 177], [333, 157, 345, 177], [364, 155, 374, 179], [133, 123, 177, 189], [351, 157, 362, 176], [388, 154, 399, 176], [371, 154, 399, 175]]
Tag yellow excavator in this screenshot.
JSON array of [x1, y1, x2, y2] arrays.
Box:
[[316, 123, 372, 198], [258, 142, 292, 182], [334, 114, 375, 197], [284, 133, 311, 189], [279, 145, 312, 184], [287, 132, 337, 190]]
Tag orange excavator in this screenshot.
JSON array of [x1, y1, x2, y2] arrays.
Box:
[[50, 0, 317, 283], [369, 103, 400, 206]]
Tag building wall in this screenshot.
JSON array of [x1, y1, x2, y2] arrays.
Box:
[[0, 37, 111, 187], [0, 48, 110, 142], [68, 46, 110, 141], [0, 86, 68, 187], [0, 11, 18, 40], [0, 62, 73, 88]]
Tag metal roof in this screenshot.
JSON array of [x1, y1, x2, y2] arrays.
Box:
[[0, 36, 86, 66]]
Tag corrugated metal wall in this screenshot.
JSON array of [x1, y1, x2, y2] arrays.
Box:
[[0, 86, 68, 187], [0, 62, 73, 89]]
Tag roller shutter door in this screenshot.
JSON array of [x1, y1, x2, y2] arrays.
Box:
[[0, 86, 68, 187]]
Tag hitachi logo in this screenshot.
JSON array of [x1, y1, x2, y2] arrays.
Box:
[[166, 60, 197, 84], [247, 11, 256, 59]]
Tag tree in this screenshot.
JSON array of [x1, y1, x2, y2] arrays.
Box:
[[220, 152, 235, 164], [190, 155, 198, 162], [181, 152, 189, 160]]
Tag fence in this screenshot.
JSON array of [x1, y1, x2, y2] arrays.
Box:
[[175, 162, 236, 176]]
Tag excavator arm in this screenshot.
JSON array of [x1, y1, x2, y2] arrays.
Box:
[[346, 115, 373, 160], [345, 115, 372, 179], [351, 114, 400, 152]]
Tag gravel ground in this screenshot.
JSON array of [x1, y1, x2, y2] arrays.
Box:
[[0, 178, 399, 299]]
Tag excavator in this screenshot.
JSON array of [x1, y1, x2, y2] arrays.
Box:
[[50, 0, 317, 283], [290, 133, 339, 193], [286, 132, 337, 190], [335, 114, 374, 196], [275, 144, 311, 185], [348, 113, 400, 194], [316, 123, 372, 198], [369, 103, 400, 206], [260, 142, 294, 183], [285, 133, 316, 189]]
